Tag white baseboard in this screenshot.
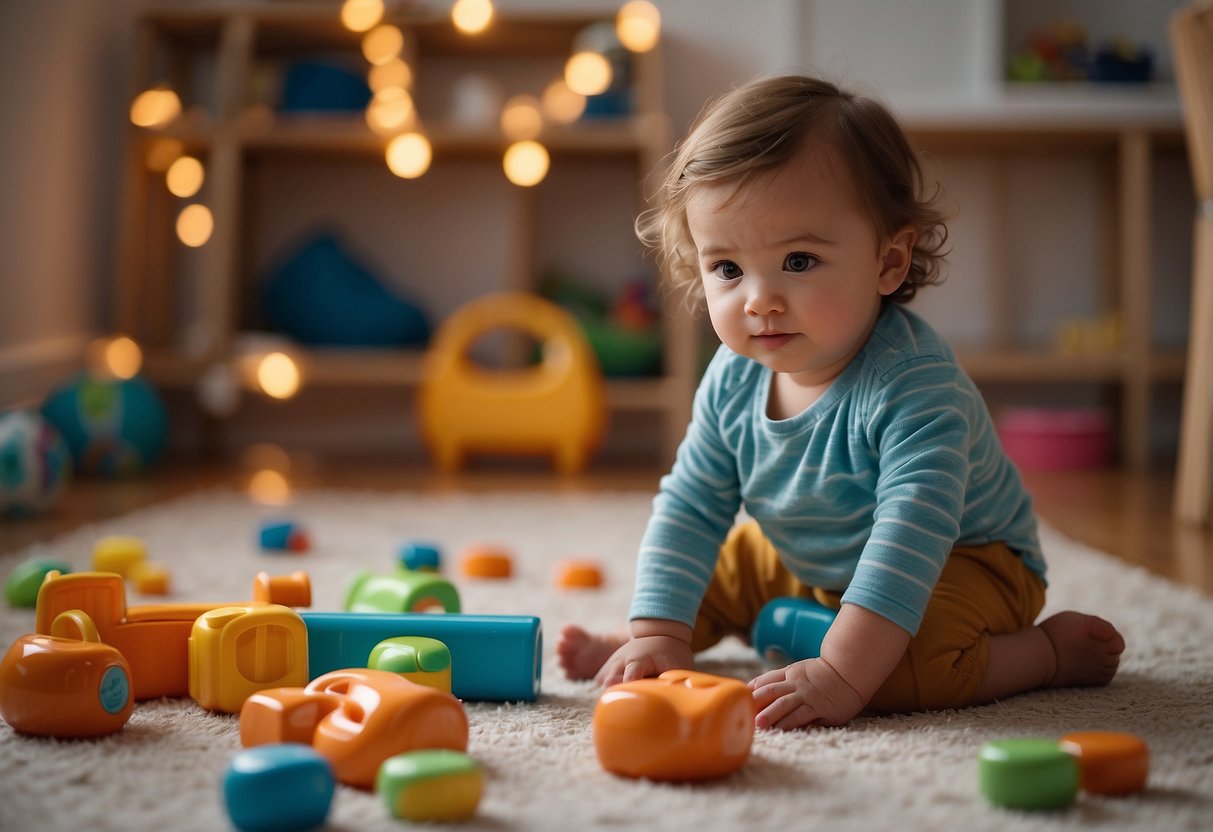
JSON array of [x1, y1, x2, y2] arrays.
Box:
[[0, 335, 87, 410]]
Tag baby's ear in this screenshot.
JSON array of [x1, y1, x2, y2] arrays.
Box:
[[878, 226, 916, 296]]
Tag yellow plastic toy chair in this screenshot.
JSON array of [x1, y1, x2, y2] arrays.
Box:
[[419, 292, 606, 474]]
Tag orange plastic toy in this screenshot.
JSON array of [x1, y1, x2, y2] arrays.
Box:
[[418, 292, 606, 474], [593, 669, 754, 781], [34, 570, 311, 700], [554, 559, 604, 589], [0, 609, 134, 738], [1060, 731, 1150, 795], [241, 668, 469, 790], [188, 604, 310, 713], [459, 545, 513, 579]]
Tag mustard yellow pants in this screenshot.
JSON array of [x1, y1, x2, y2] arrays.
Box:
[[691, 520, 1045, 713]]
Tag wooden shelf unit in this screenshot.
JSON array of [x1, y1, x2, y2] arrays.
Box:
[[116, 2, 697, 464]]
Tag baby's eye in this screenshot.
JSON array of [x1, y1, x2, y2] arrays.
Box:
[[712, 260, 743, 280], [784, 252, 818, 273]]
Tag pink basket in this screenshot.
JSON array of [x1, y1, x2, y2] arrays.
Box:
[[996, 408, 1112, 471]]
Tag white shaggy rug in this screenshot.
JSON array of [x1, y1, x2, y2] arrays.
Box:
[[1, 488, 1211, 832]]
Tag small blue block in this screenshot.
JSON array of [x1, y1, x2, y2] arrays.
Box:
[[223, 743, 335, 832], [399, 541, 441, 572], [260, 521, 295, 551]]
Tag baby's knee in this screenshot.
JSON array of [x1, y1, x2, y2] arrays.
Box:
[[869, 637, 988, 713]]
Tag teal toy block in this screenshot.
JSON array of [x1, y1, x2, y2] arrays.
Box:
[[751, 596, 837, 663], [301, 611, 541, 702], [260, 521, 309, 552], [344, 568, 460, 614], [979, 739, 1079, 810], [399, 541, 441, 572], [5, 557, 72, 607], [223, 743, 335, 832], [369, 636, 453, 691]]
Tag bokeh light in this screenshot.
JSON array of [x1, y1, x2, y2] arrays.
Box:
[[341, 0, 383, 32], [385, 132, 433, 178], [564, 51, 612, 97], [176, 204, 214, 247], [248, 469, 292, 506], [257, 352, 302, 400], [87, 335, 143, 380], [503, 140, 550, 187], [362, 24, 404, 65], [541, 79, 586, 125], [166, 156, 205, 197], [130, 86, 182, 128], [452, 0, 493, 35], [616, 1, 661, 52], [366, 87, 415, 135], [145, 137, 185, 172], [500, 94, 543, 140], [369, 57, 413, 92]]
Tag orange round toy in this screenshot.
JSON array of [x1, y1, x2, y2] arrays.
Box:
[[0, 610, 134, 738], [1060, 731, 1149, 795], [554, 559, 603, 589], [460, 546, 513, 579]]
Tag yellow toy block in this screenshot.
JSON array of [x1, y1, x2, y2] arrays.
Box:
[[419, 292, 605, 474], [188, 604, 309, 714], [92, 536, 147, 576], [131, 561, 170, 595], [378, 750, 483, 822]]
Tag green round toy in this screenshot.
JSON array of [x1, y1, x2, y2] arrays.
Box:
[[979, 739, 1079, 810], [4, 557, 73, 607]]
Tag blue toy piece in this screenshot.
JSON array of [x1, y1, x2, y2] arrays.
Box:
[[301, 611, 541, 702], [399, 541, 441, 572], [41, 374, 167, 478], [751, 596, 838, 664], [345, 568, 460, 613], [223, 743, 336, 832], [0, 410, 72, 517], [259, 521, 309, 552]]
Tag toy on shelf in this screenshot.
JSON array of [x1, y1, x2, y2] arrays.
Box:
[[378, 749, 483, 822], [399, 541, 441, 572], [41, 372, 168, 477], [345, 568, 461, 613], [553, 559, 604, 589], [0, 609, 133, 738], [593, 669, 754, 781], [242, 668, 469, 790], [189, 604, 309, 714], [34, 570, 311, 700], [1059, 731, 1149, 795], [369, 636, 453, 691], [223, 743, 336, 832], [260, 520, 311, 552], [540, 272, 663, 378], [92, 535, 147, 575], [459, 545, 513, 579], [418, 291, 605, 474], [0, 409, 71, 517], [979, 738, 1080, 810], [751, 596, 838, 664], [301, 611, 542, 702], [4, 556, 72, 608]]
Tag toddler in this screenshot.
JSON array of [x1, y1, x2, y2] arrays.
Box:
[[558, 75, 1124, 730]]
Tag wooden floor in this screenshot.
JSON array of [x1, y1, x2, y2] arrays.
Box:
[[2, 456, 1210, 598]]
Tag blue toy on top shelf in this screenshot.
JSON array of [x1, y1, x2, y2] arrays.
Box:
[[280, 60, 372, 113], [751, 596, 838, 664]]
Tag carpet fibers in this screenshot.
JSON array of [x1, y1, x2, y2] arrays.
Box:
[[1, 489, 1211, 831]]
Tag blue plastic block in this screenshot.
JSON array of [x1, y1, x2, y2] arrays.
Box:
[[301, 611, 542, 702], [751, 596, 838, 663], [223, 743, 335, 832], [399, 541, 441, 572]]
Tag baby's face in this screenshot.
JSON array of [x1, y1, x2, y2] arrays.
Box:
[[686, 141, 907, 397]]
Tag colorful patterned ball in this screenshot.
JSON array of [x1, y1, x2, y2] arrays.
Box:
[[41, 374, 168, 477], [0, 410, 72, 517]]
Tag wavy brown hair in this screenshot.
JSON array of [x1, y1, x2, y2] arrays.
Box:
[[637, 75, 950, 310]]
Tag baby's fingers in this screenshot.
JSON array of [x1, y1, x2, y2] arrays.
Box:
[[747, 667, 788, 691], [755, 693, 814, 731]]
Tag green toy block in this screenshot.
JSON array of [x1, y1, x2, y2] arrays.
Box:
[[344, 568, 460, 614], [377, 749, 482, 822], [979, 739, 1079, 810], [368, 636, 453, 691], [5, 557, 72, 607]]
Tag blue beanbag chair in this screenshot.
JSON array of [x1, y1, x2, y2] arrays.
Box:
[[261, 232, 432, 347]]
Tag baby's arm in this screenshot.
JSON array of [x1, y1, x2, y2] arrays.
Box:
[[748, 603, 910, 729], [594, 619, 695, 688]]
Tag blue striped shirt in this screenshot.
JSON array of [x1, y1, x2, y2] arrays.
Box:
[[629, 304, 1044, 636]]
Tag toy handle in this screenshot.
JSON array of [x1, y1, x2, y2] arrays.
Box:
[[50, 609, 102, 643], [430, 292, 587, 372]]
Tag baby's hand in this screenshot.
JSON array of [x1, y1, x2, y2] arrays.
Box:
[[594, 635, 694, 688], [748, 657, 866, 730]]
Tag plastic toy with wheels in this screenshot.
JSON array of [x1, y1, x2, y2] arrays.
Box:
[[418, 292, 605, 474], [40, 373, 168, 477], [0, 409, 72, 517], [0, 609, 134, 738]]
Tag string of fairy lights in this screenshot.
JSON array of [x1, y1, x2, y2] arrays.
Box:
[[109, 1, 661, 412]]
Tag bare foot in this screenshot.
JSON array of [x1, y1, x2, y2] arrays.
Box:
[[1039, 611, 1125, 688], [557, 624, 629, 681]]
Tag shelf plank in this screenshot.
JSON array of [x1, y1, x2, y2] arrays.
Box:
[[956, 348, 1186, 383]]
